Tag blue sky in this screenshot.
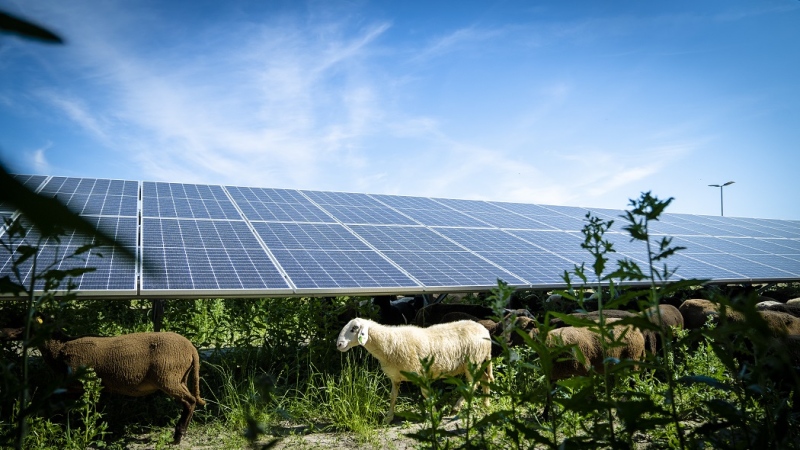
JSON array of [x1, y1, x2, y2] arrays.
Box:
[[2, 0, 799, 220]]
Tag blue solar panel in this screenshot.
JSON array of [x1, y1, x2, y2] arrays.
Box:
[[250, 222, 419, 289], [253, 222, 372, 251], [37, 177, 139, 217], [226, 186, 335, 223], [435, 228, 544, 253], [141, 218, 289, 291], [369, 194, 493, 227], [320, 204, 418, 225], [490, 201, 560, 216], [349, 225, 464, 252], [379, 250, 526, 287], [0, 216, 137, 294], [461, 212, 556, 230], [303, 190, 385, 208], [143, 182, 240, 219], [300, 191, 421, 225], [4, 174, 800, 296], [479, 252, 574, 285], [737, 255, 800, 278], [433, 198, 507, 214], [270, 248, 418, 290], [505, 230, 586, 253]]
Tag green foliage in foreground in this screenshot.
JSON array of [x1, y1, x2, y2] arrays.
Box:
[[2, 192, 800, 449]]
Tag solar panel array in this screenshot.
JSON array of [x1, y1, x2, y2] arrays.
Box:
[[2, 174, 799, 298]]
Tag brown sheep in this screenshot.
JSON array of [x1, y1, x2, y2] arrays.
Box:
[[680, 299, 800, 337], [0, 326, 204, 444], [440, 311, 537, 356], [643, 304, 685, 353], [548, 310, 662, 354], [548, 309, 635, 329], [758, 310, 800, 336], [756, 301, 800, 318], [679, 298, 742, 330], [542, 319, 646, 380]]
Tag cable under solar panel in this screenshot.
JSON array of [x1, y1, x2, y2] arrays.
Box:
[[1, 174, 799, 298]]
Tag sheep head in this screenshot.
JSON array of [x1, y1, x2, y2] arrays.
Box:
[[337, 318, 369, 352]]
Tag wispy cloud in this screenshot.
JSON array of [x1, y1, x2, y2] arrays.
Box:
[[410, 26, 504, 63], [27, 4, 396, 188], [39, 92, 110, 142], [26, 141, 53, 174]]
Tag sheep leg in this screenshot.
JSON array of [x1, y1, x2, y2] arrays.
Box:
[[385, 380, 399, 424], [163, 380, 198, 444], [482, 361, 494, 407], [173, 400, 194, 445]]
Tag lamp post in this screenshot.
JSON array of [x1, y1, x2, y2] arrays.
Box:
[[708, 181, 735, 216]]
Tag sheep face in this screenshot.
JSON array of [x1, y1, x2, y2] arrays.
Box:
[[337, 318, 368, 352]]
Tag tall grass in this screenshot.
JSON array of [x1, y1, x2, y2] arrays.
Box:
[[293, 354, 388, 439]]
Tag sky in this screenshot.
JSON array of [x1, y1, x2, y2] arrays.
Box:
[[1, 0, 799, 220]]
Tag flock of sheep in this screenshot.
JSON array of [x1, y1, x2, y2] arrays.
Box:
[[3, 292, 800, 444]]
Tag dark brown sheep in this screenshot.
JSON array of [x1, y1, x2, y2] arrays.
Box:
[[440, 311, 537, 356], [758, 310, 800, 336], [542, 319, 646, 380], [643, 304, 685, 353], [756, 301, 800, 318], [679, 298, 742, 330], [0, 326, 204, 444], [679, 299, 800, 337], [549, 309, 635, 329], [547, 310, 657, 354]]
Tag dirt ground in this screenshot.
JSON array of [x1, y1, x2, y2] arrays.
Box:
[[118, 416, 466, 450]]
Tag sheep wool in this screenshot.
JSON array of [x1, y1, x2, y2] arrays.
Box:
[[337, 317, 493, 424], [1, 327, 205, 445]]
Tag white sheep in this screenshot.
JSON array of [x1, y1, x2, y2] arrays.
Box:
[[336, 317, 493, 423]]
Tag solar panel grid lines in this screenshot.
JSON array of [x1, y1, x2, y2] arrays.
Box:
[[226, 186, 337, 223], [36, 176, 139, 218], [488, 200, 559, 217], [741, 254, 800, 278], [0, 215, 138, 295], [279, 191, 426, 290], [140, 217, 291, 294], [368, 193, 496, 228], [143, 181, 241, 220], [250, 224, 422, 291], [3, 174, 800, 297], [218, 185, 297, 291], [347, 224, 533, 286], [726, 217, 800, 238]]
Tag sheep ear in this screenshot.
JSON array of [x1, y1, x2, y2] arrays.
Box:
[[357, 324, 369, 346]]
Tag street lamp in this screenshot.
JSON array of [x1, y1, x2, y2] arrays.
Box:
[[708, 181, 735, 216]]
